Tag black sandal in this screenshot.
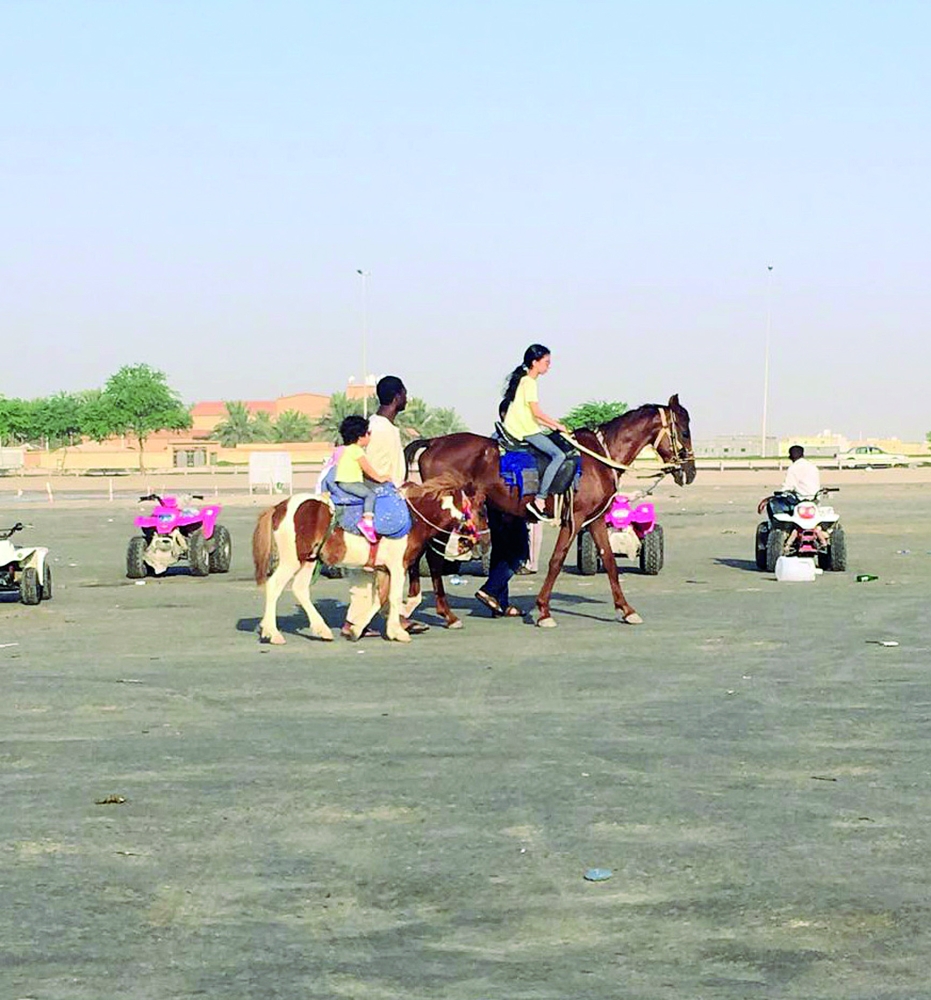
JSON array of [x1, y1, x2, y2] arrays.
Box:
[[474, 590, 504, 616]]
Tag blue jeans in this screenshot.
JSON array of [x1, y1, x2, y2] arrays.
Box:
[[525, 432, 565, 499], [481, 509, 529, 608], [337, 480, 377, 515]]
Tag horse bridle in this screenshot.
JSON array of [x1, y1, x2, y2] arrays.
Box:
[[407, 492, 486, 540], [652, 406, 694, 474]]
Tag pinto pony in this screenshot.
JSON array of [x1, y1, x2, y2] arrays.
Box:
[[252, 475, 485, 644], [406, 395, 696, 628]]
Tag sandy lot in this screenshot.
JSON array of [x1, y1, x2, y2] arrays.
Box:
[[2, 475, 930, 998]]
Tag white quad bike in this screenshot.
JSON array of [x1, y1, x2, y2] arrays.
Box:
[[755, 488, 846, 573], [0, 522, 52, 605]]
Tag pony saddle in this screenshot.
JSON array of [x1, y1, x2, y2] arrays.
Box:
[[494, 422, 580, 497], [318, 469, 412, 539]]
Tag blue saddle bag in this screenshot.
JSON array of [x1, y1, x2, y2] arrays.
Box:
[[320, 469, 412, 539]]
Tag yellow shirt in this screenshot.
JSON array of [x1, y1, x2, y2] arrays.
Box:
[[503, 375, 542, 439], [335, 443, 365, 483]]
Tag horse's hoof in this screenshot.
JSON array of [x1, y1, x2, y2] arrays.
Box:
[[315, 629, 334, 642], [388, 629, 412, 643], [446, 619, 463, 630], [537, 616, 557, 629], [620, 611, 643, 625], [262, 632, 286, 645]]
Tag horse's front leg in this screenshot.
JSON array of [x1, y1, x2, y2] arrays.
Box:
[[402, 553, 425, 621], [588, 517, 641, 624], [426, 546, 461, 629], [259, 559, 298, 644], [535, 521, 578, 628], [291, 562, 334, 640]]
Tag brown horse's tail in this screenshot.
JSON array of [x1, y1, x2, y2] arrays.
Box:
[[252, 507, 276, 585]]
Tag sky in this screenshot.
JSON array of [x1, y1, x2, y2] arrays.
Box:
[[2, 1, 930, 441]]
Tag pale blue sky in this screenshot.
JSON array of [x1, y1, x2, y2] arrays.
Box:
[[3, 1, 929, 439]]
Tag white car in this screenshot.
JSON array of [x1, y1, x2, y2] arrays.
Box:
[[837, 445, 911, 468]]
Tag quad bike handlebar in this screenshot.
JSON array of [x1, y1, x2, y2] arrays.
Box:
[[138, 493, 205, 504], [0, 522, 28, 540], [757, 486, 839, 514]]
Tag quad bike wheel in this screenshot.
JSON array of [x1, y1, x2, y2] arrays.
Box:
[[765, 526, 788, 573], [826, 523, 847, 571], [41, 564, 52, 601], [126, 536, 148, 579], [639, 524, 664, 575], [208, 524, 232, 573], [188, 530, 210, 577], [577, 530, 600, 576], [20, 566, 40, 605], [755, 522, 769, 571]]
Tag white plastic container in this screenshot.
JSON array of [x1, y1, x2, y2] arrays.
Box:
[[775, 555, 816, 582]]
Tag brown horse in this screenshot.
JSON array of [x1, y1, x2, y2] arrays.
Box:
[[252, 475, 485, 644], [406, 395, 696, 628]]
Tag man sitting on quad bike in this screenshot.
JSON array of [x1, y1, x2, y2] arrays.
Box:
[[781, 444, 820, 500]]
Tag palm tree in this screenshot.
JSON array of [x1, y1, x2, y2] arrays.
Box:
[[315, 392, 364, 443], [398, 397, 467, 439], [275, 410, 314, 443], [214, 401, 254, 447], [251, 410, 277, 443], [423, 406, 467, 436]]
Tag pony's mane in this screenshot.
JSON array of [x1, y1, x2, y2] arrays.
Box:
[[404, 470, 468, 503]]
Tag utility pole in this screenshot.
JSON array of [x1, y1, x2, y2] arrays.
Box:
[[761, 265, 774, 457]]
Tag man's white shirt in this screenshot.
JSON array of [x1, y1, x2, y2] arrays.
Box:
[[781, 457, 821, 499], [366, 414, 405, 486]]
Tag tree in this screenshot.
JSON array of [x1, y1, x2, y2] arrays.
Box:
[[315, 392, 364, 443], [275, 410, 314, 443], [398, 397, 467, 438], [36, 392, 86, 450], [86, 364, 191, 470], [251, 410, 277, 443], [0, 397, 35, 445], [214, 401, 255, 447], [563, 399, 628, 431]]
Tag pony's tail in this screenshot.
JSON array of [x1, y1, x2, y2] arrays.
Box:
[[252, 507, 275, 585]]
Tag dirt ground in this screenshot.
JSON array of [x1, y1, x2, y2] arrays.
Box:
[[2, 473, 930, 999]]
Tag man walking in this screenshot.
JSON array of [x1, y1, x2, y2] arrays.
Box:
[[340, 377, 428, 637]]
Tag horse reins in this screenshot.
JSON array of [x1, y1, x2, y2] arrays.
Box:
[[405, 493, 488, 539]]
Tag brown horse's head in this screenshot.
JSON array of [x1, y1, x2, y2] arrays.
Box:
[[405, 475, 488, 559], [652, 395, 696, 486]]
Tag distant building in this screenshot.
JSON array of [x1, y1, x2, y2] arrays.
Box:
[[694, 434, 777, 459], [191, 392, 330, 436], [778, 430, 849, 457]]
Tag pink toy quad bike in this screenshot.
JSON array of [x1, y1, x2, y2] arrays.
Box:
[[126, 494, 231, 578], [576, 492, 664, 576]]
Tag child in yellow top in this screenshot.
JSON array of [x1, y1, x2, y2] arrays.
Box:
[[335, 415, 389, 544], [500, 343, 569, 519]]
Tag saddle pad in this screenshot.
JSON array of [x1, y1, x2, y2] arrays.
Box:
[[498, 448, 581, 497], [320, 470, 412, 538]]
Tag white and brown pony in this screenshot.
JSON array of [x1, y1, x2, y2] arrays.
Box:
[[252, 475, 485, 644]]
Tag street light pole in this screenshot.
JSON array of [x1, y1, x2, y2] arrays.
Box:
[[761, 264, 774, 458], [356, 269, 370, 417]]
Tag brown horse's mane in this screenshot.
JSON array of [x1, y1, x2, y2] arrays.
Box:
[[403, 471, 468, 503], [596, 403, 660, 437]]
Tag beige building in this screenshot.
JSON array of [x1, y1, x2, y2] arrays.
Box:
[[190, 392, 331, 435]]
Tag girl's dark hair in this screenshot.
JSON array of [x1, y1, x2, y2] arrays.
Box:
[[500, 344, 550, 415], [339, 414, 370, 444]]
